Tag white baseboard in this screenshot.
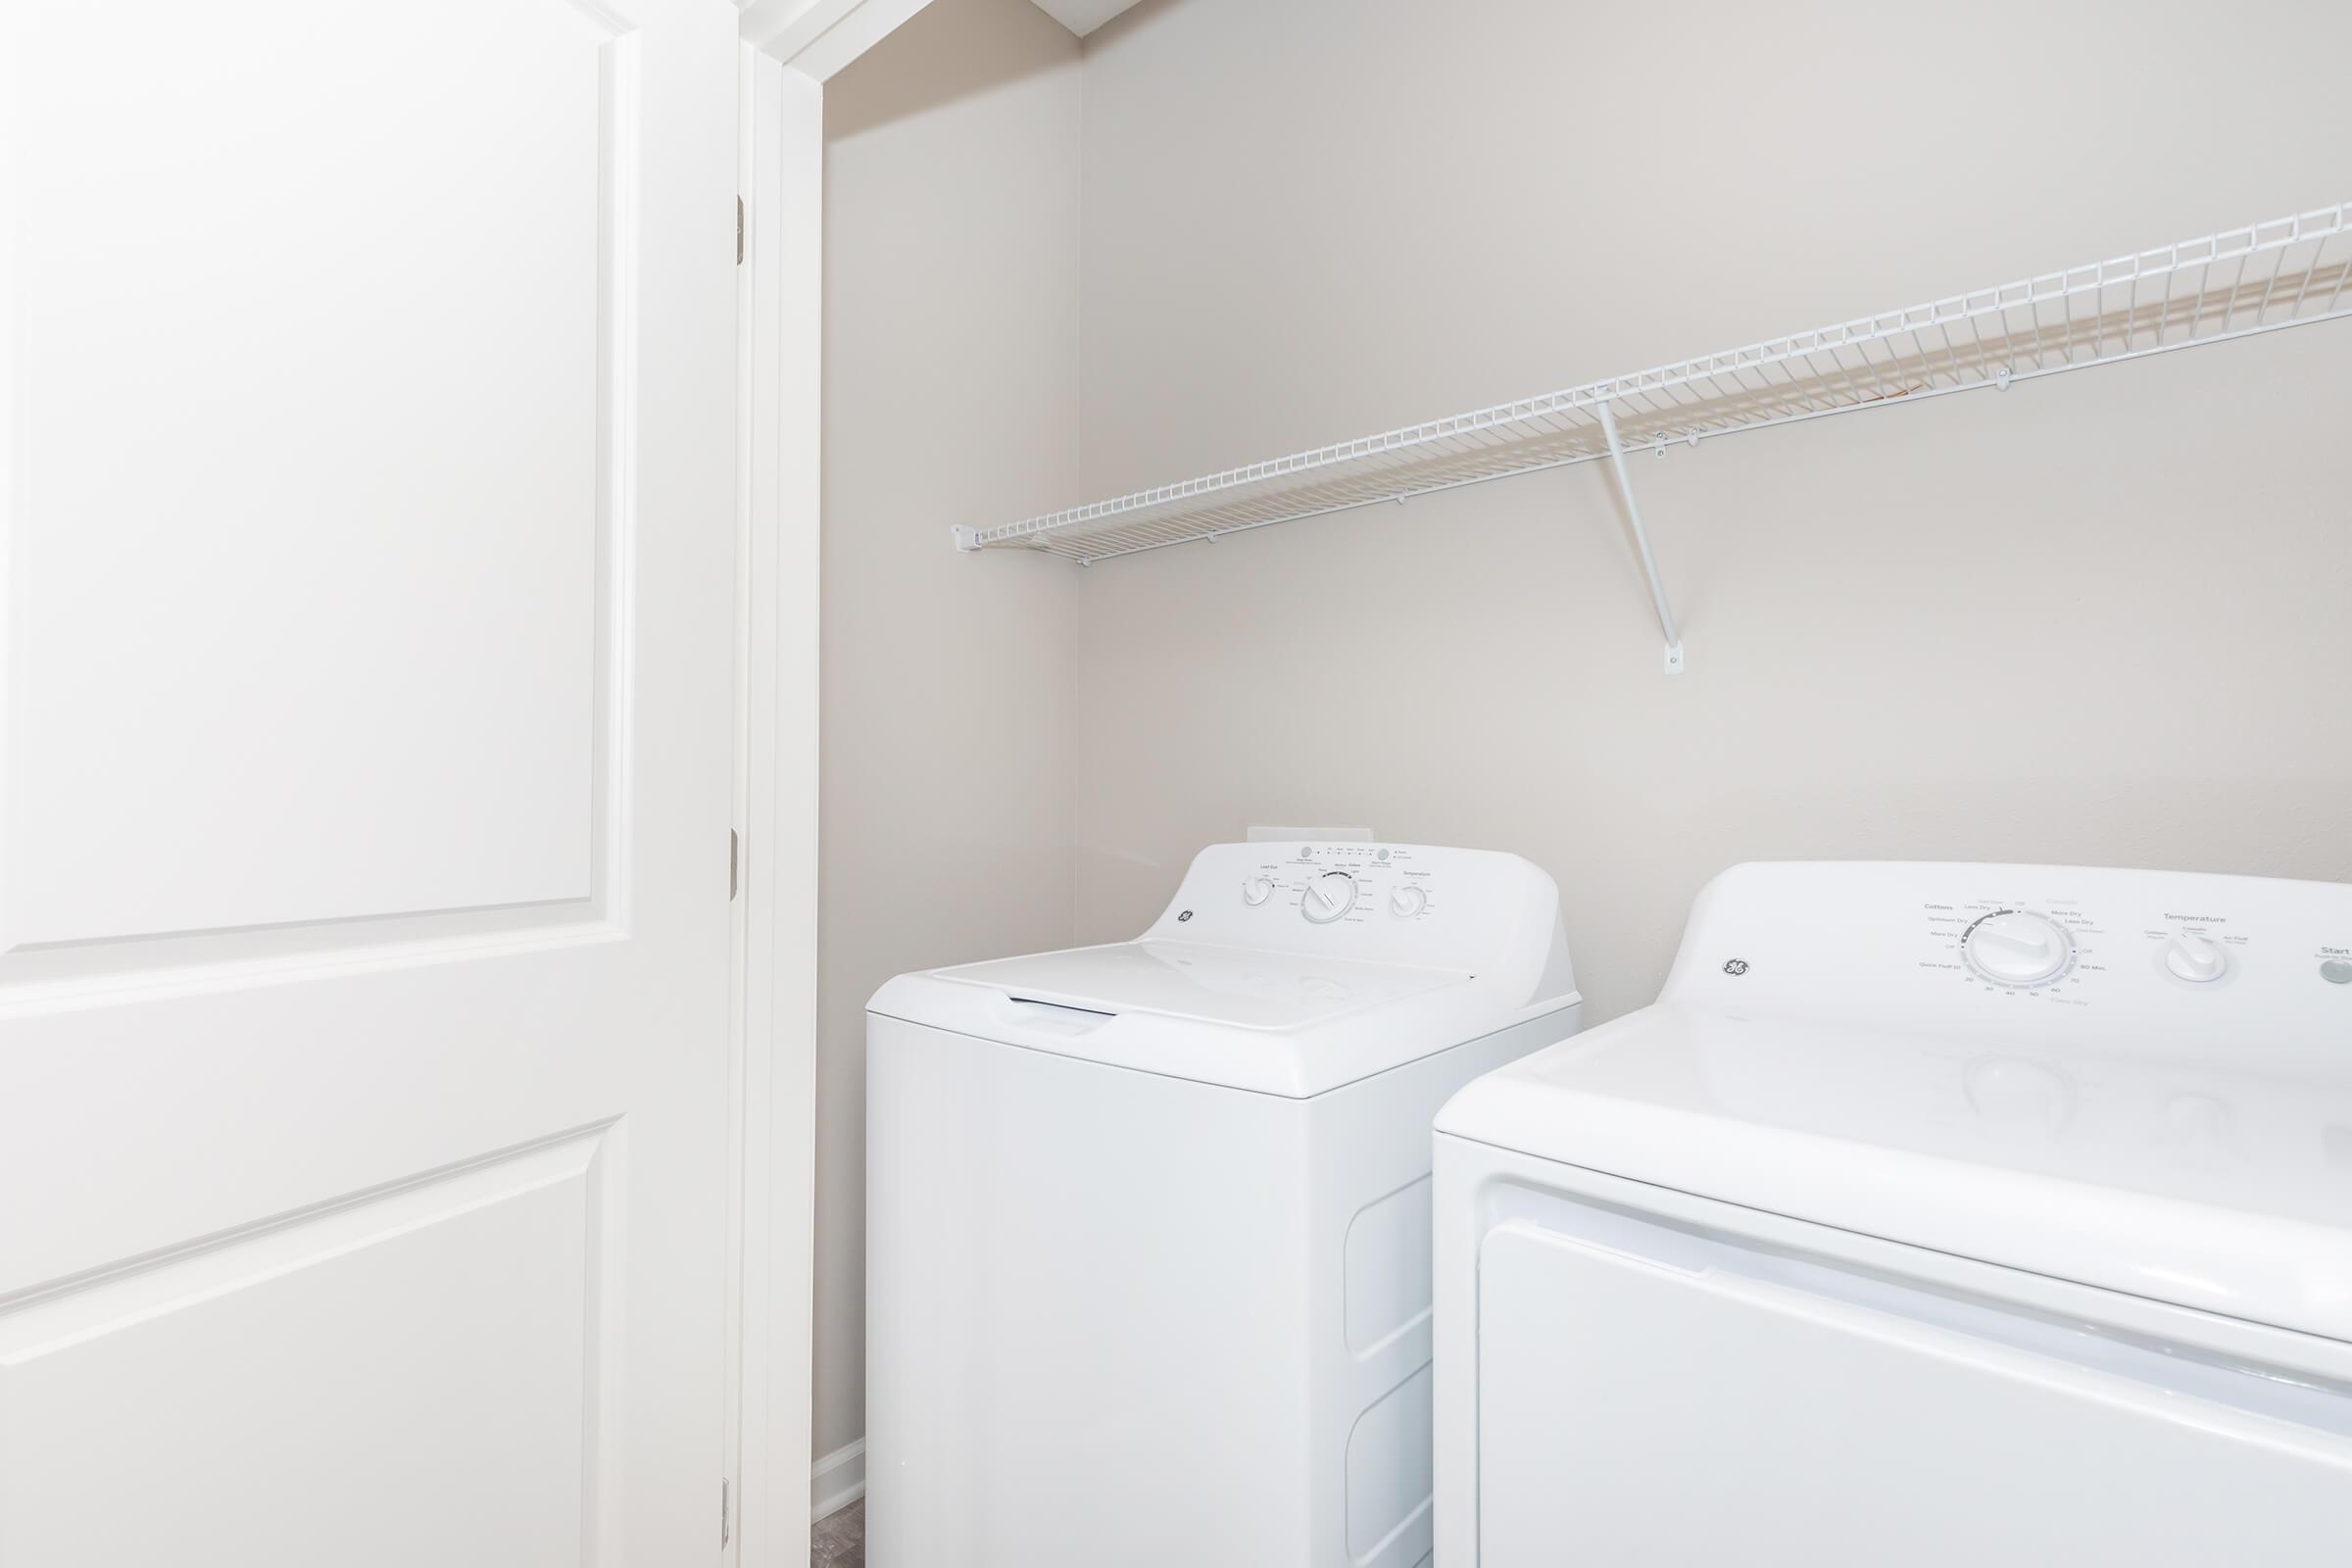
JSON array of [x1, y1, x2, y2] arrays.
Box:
[[811, 1438, 866, 1521]]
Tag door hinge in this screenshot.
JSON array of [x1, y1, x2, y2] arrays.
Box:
[[729, 829, 740, 901], [736, 196, 745, 265], [720, 1477, 731, 1547]]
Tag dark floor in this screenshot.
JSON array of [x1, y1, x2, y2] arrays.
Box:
[[811, 1498, 864, 1568]]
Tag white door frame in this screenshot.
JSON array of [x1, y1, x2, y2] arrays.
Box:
[[730, 3, 939, 1561]]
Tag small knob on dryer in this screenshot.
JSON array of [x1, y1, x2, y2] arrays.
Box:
[[2164, 932, 2227, 984]]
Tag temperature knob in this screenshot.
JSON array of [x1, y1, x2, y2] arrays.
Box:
[[1242, 877, 1273, 906], [2164, 932, 2227, 983], [1301, 870, 1357, 924], [1390, 885, 1428, 918], [1964, 910, 2074, 986]]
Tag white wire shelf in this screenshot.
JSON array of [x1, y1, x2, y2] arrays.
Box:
[[956, 202, 2352, 566]]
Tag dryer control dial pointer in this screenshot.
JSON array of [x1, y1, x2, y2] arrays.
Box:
[[1964, 910, 2074, 986]]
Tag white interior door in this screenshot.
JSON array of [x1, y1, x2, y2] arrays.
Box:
[[0, 1, 741, 1562]]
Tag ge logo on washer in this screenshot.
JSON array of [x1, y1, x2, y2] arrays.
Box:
[[1176, 910, 1194, 922], [1723, 958, 1749, 976]]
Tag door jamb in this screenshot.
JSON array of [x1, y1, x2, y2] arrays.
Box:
[[729, 4, 939, 1562]]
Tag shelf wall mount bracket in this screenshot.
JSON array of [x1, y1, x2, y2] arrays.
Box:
[[951, 526, 981, 553], [1594, 396, 1687, 675]]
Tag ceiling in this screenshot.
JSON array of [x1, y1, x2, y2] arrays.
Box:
[[1031, 0, 1146, 36]]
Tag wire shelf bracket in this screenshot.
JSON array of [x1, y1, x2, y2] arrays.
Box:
[[954, 201, 2352, 671], [1593, 397, 1685, 674]]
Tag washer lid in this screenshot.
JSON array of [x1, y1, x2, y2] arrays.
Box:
[[1436, 1004, 2352, 1343], [935, 940, 1468, 1030], [868, 939, 1568, 1099], [865, 841, 1582, 1099]]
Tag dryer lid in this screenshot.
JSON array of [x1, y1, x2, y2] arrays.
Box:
[[1438, 859, 2352, 1344], [1430, 879, 2352, 1345], [1437, 1004, 2352, 1343]]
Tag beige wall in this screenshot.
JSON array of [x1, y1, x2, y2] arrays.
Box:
[[818, 0, 1081, 1461], [1070, 0, 2352, 1022], [820, 0, 2352, 1464]]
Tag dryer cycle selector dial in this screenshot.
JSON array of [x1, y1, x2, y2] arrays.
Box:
[[1964, 909, 2075, 986], [1301, 870, 1357, 923]]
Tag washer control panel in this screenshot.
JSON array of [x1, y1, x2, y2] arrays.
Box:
[[1140, 842, 1576, 1003], [1217, 843, 1446, 928]]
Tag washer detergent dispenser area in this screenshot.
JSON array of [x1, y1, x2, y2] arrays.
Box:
[[864, 843, 1580, 1568], [1432, 860, 2352, 1568]]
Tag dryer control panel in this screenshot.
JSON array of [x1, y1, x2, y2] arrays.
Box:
[[1619, 861, 2352, 1236], [1664, 861, 2352, 1069]]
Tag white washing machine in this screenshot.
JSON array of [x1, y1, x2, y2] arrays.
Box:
[[1433, 861, 2352, 1566], [865, 842, 1580, 1568]]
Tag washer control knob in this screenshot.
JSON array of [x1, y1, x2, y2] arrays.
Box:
[[1965, 910, 2074, 986], [1242, 876, 1273, 907], [1390, 884, 1428, 918], [1301, 870, 1357, 924], [2165, 932, 2228, 984]]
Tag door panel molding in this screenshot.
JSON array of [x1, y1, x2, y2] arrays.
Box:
[[1, 0, 661, 956], [1, 1122, 626, 1562], [0, 1119, 615, 1343]]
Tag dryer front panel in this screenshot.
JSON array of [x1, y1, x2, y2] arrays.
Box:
[[1471, 1199, 2352, 1567]]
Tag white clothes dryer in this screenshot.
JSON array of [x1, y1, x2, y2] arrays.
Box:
[[1434, 860, 2352, 1566]]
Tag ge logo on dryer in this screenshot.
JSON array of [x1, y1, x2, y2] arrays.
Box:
[[1723, 958, 1749, 976]]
